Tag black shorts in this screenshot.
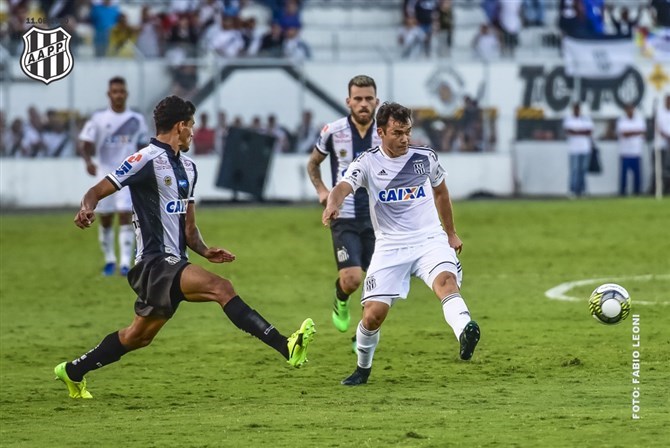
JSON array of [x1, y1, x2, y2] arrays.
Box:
[[127, 254, 190, 319], [330, 218, 375, 271]]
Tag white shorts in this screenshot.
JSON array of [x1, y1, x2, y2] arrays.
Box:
[[97, 186, 132, 214], [362, 234, 462, 307]]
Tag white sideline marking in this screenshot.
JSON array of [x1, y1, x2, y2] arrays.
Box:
[[545, 274, 670, 306]]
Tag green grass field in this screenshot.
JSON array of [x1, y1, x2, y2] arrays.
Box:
[[1, 199, 669, 447]]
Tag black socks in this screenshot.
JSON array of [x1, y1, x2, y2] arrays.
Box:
[[335, 278, 349, 302], [66, 332, 128, 382], [223, 295, 289, 359]]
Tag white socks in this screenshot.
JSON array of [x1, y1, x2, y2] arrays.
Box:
[[98, 226, 116, 264], [118, 224, 135, 268], [441, 293, 472, 340], [356, 321, 380, 369]]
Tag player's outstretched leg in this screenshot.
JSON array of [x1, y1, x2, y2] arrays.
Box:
[[459, 320, 480, 361], [332, 279, 350, 332], [287, 318, 317, 367], [54, 362, 93, 399]]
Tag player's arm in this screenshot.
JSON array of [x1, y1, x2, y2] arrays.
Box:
[[78, 137, 97, 176], [184, 203, 236, 263], [322, 181, 353, 226], [433, 181, 463, 254], [74, 178, 117, 228], [307, 148, 330, 206]]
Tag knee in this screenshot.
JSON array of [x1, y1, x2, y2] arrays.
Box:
[[211, 277, 236, 305], [433, 272, 459, 294], [339, 273, 362, 294], [362, 313, 383, 331]]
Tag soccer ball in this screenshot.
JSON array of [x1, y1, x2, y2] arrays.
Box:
[[588, 283, 631, 325]]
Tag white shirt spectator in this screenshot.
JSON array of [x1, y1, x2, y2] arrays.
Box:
[[616, 113, 647, 157], [210, 28, 245, 57], [656, 102, 670, 151], [563, 113, 593, 155], [499, 0, 523, 34], [398, 23, 426, 59], [473, 27, 500, 62]]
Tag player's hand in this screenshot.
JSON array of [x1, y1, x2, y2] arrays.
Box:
[[204, 247, 236, 263], [448, 233, 463, 254], [317, 190, 330, 207], [85, 161, 97, 176], [322, 205, 339, 226], [74, 208, 96, 229]]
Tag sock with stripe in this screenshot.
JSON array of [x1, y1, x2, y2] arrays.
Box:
[[223, 295, 289, 359], [441, 293, 471, 339], [355, 321, 380, 369], [65, 331, 128, 382]]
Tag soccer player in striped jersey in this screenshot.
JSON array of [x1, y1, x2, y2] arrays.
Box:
[[307, 75, 381, 345], [323, 102, 481, 386], [54, 96, 315, 399], [78, 77, 149, 276]]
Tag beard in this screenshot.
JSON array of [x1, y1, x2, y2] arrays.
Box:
[[351, 109, 373, 126]]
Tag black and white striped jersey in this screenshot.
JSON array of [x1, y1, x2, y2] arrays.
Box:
[[316, 116, 382, 220], [106, 138, 197, 263]]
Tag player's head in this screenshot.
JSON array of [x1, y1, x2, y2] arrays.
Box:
[[153, 95, 196, 151], [624, 103, 635, 118], [376, 102, 412, 157], [347, 75, 379, 126], [108, 76, 128, 112], [572, 102, 581, 116]]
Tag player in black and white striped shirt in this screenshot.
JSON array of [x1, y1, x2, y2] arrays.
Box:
[[54, 96, 316, 399]]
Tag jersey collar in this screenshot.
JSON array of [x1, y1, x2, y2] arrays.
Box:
[[150, 138, 180, 158]]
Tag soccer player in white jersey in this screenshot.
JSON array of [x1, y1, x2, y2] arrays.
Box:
[[54, 96, 315, 399], [307, 75, 381, 346], [78, 77, 149, 276], [323, 102, 481, 386]]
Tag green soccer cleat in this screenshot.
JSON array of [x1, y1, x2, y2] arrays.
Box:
[[287, 318, 316, 368], [54, 362, 93, 399], [332, 297, 350, 332]]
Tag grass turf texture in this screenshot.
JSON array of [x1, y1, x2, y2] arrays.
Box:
[[1, 198, 668, 447]]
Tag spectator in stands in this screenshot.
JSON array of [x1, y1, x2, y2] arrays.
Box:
[[232, 116, 244, 128], [563, 103, 593, 198], [40, 0, 78, 19], [458, 96, 483, 152], [198, 0, 223, 31], [7, 4, 31, 55], [193, 112, 216, 155], [209, 13, 245, 57], [406, 0, 437, 56], [558, 0, 587, 38], [436, 0, 454, 57], [137, 6, 163, 58], [223, 0, 242, 17], [651, 0, 670, 28], [582, 0, 605, 37], [216, 111, 229, 155], [498, 0, 522, 57], [606, 5, 641, 38], [108, 13, 137, 57], [90, 0, 121, 57], [283, 27, 311, 61], [399, 15, 427, 59], [250, 116, 263, 131], [295, 110, 319, 153], [6, 118, 41, 158], [258, 22, 285, 57], [616, 104, 647, 196], [522, 0, 545, 27], [267, 114, 289, 154], [0, 112, 8, 157], [472, 23, 501, 62], [278, 0, 302, 32], [40, 110, 74, 158], [168, 13, 199, 54], [241, 17, 263, 56]]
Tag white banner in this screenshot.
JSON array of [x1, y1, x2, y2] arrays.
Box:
[[563, 36, 635, 79], [647, 28, 670, 63]]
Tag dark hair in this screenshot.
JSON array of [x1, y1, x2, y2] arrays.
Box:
[[348, 75, 376, 96], [153, 95, 196, 134], [376, 102, 412, 128], [109, 76, 126, 86]]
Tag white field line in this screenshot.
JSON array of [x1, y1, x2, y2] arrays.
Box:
[[545, 274, 670, 306]]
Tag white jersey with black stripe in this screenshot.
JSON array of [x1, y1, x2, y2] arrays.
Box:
[[316, 116, 382, 220], [79, 107, 149, 170], [341, 145, 447, 249], [106, 139, 198, 263]]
